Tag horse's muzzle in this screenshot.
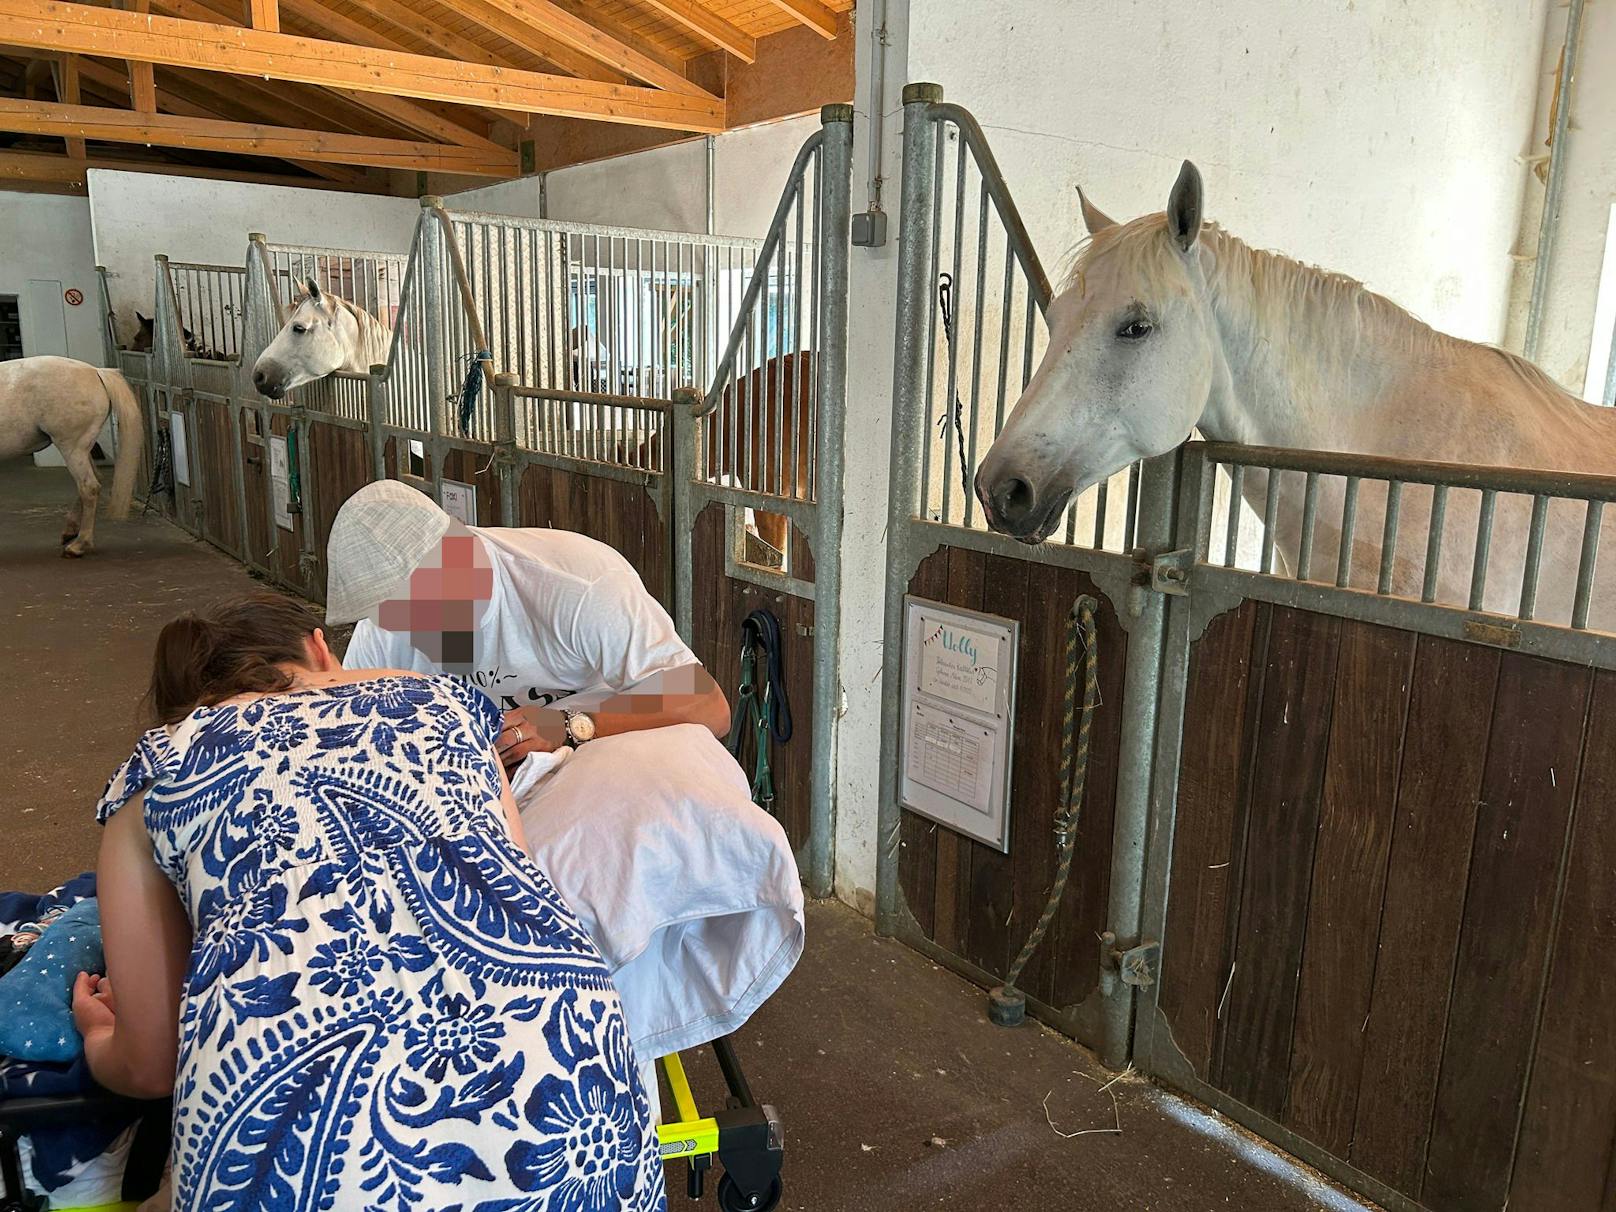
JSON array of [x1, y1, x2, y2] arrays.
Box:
[[252, 367, 285, 400]]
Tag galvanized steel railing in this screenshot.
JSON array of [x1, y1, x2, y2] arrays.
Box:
[[161, 259, 247, 362]]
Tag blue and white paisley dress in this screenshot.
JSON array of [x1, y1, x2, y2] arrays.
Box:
[[96, 674, 667, 1212]]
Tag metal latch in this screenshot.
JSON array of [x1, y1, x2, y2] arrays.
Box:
[[1464, 619, 1522, 650], [1099, 932, 1160, 989], [1150, 549, 1193, 597]]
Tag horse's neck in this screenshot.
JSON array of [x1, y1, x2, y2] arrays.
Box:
[[339, 305, 392, 373]]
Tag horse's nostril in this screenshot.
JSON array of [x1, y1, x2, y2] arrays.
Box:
[[991, 476, 1037, 526]]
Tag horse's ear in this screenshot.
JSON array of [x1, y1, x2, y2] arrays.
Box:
[[1166, 160, 1203, 253], [305, 277, 322, 302], [1076, 186, 1117, 236]]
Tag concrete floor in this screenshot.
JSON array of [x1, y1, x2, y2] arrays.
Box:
[[0, 458, 1369, 1211]]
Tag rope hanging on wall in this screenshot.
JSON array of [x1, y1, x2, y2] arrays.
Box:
[[456, 350, 493, 437]]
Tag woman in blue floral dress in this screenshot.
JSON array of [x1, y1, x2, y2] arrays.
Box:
[[72, 592, 667, 1212]]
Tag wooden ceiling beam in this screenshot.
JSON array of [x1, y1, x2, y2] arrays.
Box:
[[636, 0, 756, 63], [0, 98, 520, 174], [50, 51, 86, 156], [767, 0, 838, 40], [456, 0, 711, 98], [0, 148, 387, 190], [0, 0, 723, 129], [75, 60, 367, 182], [246, 0, 278, 32], [339, 0, 622, 85]]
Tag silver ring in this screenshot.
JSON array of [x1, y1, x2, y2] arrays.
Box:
[[512, 726, 524, 744]]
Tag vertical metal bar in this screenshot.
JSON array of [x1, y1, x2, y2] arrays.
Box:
[[1470, 489, 1497, 611], [1336, 476, 1360, 588], [1524, 0, 1588, 362], [1519, 492, 1550, 620], [1223, 464, 1244, 567], [995, 228, 1014, 435], [1423, 484, 1448, 603], [965, 177, 989, 529], [877, 84, 944, 936], [793, 178, 807, 501], [940, 128, 966, 525], [773, 212, 788, 496], [1297, 471, 1319, 581], [918, 127, 944, 519], [1261, 470, 1280, 575], [1573, 499, 1603, 629], [1377, 480, 1403, 594]]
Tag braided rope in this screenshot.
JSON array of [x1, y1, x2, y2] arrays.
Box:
[[1000, 595, 1101, 997]]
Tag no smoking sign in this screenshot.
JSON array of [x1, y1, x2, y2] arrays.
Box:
[[64, 288, 84, 307]]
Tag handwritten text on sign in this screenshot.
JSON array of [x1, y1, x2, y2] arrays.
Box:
[[918, 616, 1001, 717]]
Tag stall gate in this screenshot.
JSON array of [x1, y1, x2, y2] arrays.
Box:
[[879, 83, 1616, 1212]]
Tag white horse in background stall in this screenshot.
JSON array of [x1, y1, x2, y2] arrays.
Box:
[[251, 277, 393, 399], [0, 356, 145, 557], [975, 161, 1616, 631]]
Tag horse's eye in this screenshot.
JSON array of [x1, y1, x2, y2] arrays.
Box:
[[292, 324, 308, 335], [1117, 318, 1153, 341]]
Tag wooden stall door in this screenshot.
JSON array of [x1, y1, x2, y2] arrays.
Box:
[[1152, 601, 1616, 1212], [191, 398, 241, 559], [516, 463, 669, 608], [306, 420, 375, 602]]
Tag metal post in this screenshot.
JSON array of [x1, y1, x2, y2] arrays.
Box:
[[671, 387, 699, 642], [418, 200, 449, 502], [805, 103, 854, 900], [1096, 449, 1178, 1069], [875, 83, 944, 936], [494, 372, 520, 528], [367, 363, 388, 481], [1524, 0, 1587, 362]]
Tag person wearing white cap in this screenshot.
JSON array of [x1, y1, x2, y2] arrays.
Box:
[[327, 479, 729, 766]]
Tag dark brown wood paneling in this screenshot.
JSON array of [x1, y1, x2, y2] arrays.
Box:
[[266, 413, 309, 596], [307, 421, 373, 601], [933, 546, 988, 959], [1285, 621, 1416, 1154], [1423, 653, 1592, 1209], [516, 462, 668, 603], [1215, 606, 1342, 1119], [1510, 668, 1616, 1207], [439, 445, 503, 528], [1349, 636, 1498, 1193], [1159, 600, 1260, 1079], [191, 398, 240, 556], [239, 406, 270, 574]]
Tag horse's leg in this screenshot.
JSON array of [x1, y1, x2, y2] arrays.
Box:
[[60, 444, 102, 558]]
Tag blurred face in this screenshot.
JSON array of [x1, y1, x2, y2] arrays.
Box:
[[373, 526, 494, 672]]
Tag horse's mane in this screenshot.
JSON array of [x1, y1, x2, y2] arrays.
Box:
[[298, 290, 394, 364], [1063, 214, 1574, 408]]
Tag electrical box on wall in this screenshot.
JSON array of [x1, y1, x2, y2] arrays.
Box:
[[852, 210, 888, 247], [898, 597, 1018, 852]]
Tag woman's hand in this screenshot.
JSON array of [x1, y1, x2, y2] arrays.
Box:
[[72, 971, 116, 1041], [497, 708, 567, 768]]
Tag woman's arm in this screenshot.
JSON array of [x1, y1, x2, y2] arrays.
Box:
[[73, 795, 192, 1099]]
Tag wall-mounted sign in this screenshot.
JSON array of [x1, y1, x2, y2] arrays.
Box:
[[268, 435, 293, 531], [63, 288, 83, 307], [899, 596, 1018, 852], [169, 410, 190, 487], [439, 479, 477, 526]]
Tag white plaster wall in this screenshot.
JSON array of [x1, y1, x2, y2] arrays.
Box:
[[828, 0, 1555, 910], [0, 191, 106, 367], [445, 115, 819, 239], [87, 170, 419, 344], [1504, 1, 1616, 393]]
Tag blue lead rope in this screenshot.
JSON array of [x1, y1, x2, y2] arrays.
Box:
[[457, 350, 492, 436]]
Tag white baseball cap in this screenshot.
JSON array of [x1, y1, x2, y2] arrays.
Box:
[[324, 480, 452, 625]]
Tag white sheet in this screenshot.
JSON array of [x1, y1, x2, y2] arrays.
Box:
[[512, 724, 804, 1060]]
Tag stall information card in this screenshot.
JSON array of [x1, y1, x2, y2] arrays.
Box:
[[900, 598, 1018, 851]]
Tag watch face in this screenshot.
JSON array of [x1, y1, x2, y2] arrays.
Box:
[[569, 712, 596, 742]]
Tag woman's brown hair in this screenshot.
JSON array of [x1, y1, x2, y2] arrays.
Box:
[[146, 592, 323, 724]]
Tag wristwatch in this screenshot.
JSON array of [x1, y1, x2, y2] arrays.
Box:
[[562, 710, 596, 748]]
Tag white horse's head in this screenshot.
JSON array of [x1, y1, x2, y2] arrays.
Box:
[[252, 278, 354, 399], [976, 161, 1214, 542]]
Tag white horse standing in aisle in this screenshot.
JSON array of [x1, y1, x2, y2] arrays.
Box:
[[975, 161, 1616, 631], [250, 277, 394, 399], [0, 356, 145, 557]]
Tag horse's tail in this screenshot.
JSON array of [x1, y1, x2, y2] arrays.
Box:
[[96, 368, 145, 520]]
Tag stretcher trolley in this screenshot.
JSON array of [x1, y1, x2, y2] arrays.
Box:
[[657, 1035, 784, 1211]]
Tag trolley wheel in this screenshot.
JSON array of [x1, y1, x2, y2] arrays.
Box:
[[716, 1172, 781, 1212]]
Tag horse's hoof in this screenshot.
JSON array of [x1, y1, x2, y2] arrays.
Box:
[[62, 542, 89, 559], [60, 531, 78, 546]]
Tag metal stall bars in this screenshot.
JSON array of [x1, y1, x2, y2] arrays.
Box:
[[875, 83, 1173, 1070], [1133, 442, 1616, 1212], [672, 104, 853, 899], [101, 264, 160, 500]]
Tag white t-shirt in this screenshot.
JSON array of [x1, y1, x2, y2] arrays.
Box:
[[342, 526, 696, 711]]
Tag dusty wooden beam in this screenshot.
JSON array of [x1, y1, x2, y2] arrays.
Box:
[[128, 0, 158, 110], [0, 0, 725, 129], [768, 0, 837, 40], [638, 0, 756, 62], [245, 0, 277, 31], [0, 148, 387, 190], [457, 0, 712, 98], [51, 50, 87, 156], [0, 97, 520, 174], [340, 0, 624, 84]]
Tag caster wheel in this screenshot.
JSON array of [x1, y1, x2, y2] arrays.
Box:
[[716, 1173, 781, 1212]]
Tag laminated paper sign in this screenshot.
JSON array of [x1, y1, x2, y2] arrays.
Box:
[[439, 479, 477, 526], [268, 435, 292, 531], [899, 597, 1018, 852], [169, 411, 190, 488]]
